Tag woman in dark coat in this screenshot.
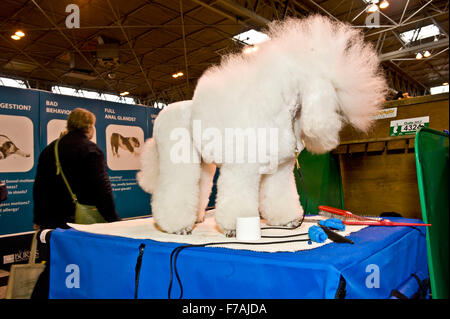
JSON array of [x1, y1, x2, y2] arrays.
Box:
[[32, 107, 121, 298]]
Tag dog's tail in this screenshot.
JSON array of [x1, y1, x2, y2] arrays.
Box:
[[136, 138, 159, 194]]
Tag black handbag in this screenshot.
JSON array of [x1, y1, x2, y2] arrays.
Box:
[[0, 180, 7, 203]]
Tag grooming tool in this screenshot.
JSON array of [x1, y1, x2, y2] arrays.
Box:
[[318, 218, 345, 231], [308, 225, 327, 243], [318, 206, 431, 227], [319, 225, 354, 244]]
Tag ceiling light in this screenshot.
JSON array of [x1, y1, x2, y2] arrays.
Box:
[[243, 45, 259, 54], [415, 52, 423, 60], [11, 34, 21, 40], [379, 0, 389, 9], [15, 30, 25, 37], [172, 72, 184, 78], [120, 91, 129, 96], [243, 46, 253, 54], [423, 50, 431, 58], [367, 4, 379, 13], [233, 29, 269, 45], [399, 24, 441, 44]]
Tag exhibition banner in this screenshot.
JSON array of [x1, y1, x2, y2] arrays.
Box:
[[101, 100, 153, 219], [39, 92, 156, 220], [39, 91, 104, 148], [0, 86, 160, 269], [147, 107, 160, 138], [0, 86, 40, 236]]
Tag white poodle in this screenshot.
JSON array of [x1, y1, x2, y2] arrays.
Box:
[[137, 15, 387, 236]]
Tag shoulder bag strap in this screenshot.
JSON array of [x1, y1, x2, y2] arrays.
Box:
[[28, 231, 39, 265], [54, 138, 78, 204]]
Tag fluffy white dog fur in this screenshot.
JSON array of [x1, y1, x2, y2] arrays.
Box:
[[137, 15, 387, 236]]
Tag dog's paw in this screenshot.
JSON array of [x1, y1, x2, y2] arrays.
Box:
[[224, 229, 236, 238], [195, 215, 205, 224], [284, 218, 301, 228], [174, 227, 192, 235]]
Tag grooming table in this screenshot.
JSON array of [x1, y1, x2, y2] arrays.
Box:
[[48, 217, 428, 299]]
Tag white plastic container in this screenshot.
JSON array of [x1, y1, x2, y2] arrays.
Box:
[[236, 216, 261, 241]]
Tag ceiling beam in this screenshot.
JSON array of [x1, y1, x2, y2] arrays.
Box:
[[378, 38, 449, 61], [385, 61, 428, 91], [306, 0, 340, 21], [179, 0, 191, 90], [0, 33, 60, 81], [215, 0, 270, 26], [365, 11, 448, 38], [30, 0, 116, 92], [106, 0, 156, 99], [190, 0, 253, 27]]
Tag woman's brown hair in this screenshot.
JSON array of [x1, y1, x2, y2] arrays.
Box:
[[66, 108, 96, 133]]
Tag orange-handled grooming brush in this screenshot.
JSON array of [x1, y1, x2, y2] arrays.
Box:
[[318, 206, 431, 227]]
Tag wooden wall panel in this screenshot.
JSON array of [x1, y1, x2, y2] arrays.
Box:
[[339, 152, 421, 219], [339, 93, 449, 143], [335, 93, 449, 220]]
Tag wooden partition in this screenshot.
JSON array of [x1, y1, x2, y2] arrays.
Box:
[[332, 93, 449, 219]]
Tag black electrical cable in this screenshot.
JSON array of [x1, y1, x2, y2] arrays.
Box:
[[168, 238, 311, 299], [134, 243, 146, 299]]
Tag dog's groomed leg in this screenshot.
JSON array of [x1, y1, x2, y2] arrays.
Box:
[[196, 162, 216, 223], [152, 160, 201, 235], [215, 164, 261, 237], [151, 133, 201, 234], [259, 160, 303, 227]]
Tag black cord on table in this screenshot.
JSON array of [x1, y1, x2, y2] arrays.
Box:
[[168, 238, 311, 299]]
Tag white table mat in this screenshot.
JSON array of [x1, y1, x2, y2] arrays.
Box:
[[67, 210, 367, 253]]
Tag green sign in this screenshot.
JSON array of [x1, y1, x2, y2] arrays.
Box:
[[390, 116, 429, 136]]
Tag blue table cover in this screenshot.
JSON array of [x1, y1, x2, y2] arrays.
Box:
[[49, 217, 428, 299]]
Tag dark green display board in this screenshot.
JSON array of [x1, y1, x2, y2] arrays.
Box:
[[415, 127, 449, 299], [295, 151, 344, 215]]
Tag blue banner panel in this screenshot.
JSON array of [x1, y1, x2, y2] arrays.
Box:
[[0, 86, 40, 235], [38, 91, 104, 150], [101, 100, 152, 218], [146, 107, 160, 138], [1, 87, 161, 234], [38, 92, 158, 219]]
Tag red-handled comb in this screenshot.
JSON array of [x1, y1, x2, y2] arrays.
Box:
[[318, 205, 431, 227]]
